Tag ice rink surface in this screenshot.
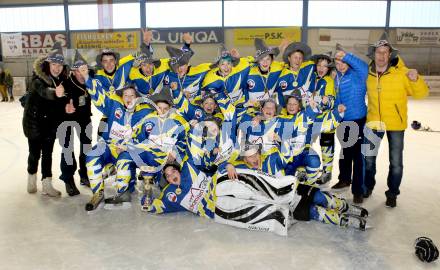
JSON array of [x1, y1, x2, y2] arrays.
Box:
[[0, 98, 439, 270]]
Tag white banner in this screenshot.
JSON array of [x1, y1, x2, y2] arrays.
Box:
[[318, 29, 370, 47], [396, 29, 440, 45], [1, 33, 23, 57]]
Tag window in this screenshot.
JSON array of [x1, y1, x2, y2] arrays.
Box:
[[390, 1, 440, 27], [308, 1, 387, 27], [145, 1, 222, 28], [69, 3, 140, 30], [224, 0, 302, 27], [0, 5, 65, 32], [113, 3, 140, 29], [69, 4, 99, 30]]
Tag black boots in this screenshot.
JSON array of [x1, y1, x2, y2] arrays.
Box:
[[65, 177, 80, 196], [331, 180, 351, 190], [385, 197, 397, 208], [363, 188, 373, 198], [353, 194, 364, 204], [80, 177, 90, 187]]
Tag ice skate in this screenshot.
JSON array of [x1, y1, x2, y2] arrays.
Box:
[[341, 204, 369, 218], [85, 190, 104, 211], [340, 213, 367, 231], [316, 172, 332, 185], [104, 190, 131, 210]]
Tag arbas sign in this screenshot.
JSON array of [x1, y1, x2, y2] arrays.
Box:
[[21, 32, 67, 57]]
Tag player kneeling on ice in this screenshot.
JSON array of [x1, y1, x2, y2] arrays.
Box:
[[78, 65, 155, 211]]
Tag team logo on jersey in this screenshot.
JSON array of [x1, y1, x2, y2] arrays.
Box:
[[114, 108, 123, 119], [164, 75, 170, 85], [247, 79, 255, 90], [195, 109, 203, 119], [145, 122, 154, 133], [166, 192, 177, 202], [280, 80, 288, 90]]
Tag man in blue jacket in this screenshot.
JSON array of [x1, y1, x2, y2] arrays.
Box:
[[332, 44, 368, 204]]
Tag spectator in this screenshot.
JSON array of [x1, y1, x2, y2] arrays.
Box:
[[22, 42, 67, 196], [332, 44, 368, 204], [59, 50, 93, 196], [363, 33, 429, 208], [0, 62, 13, 102]]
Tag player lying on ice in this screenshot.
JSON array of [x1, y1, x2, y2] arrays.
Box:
[[145, 143, 369, 236]]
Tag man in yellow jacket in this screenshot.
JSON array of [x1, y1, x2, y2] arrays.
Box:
[[363, 33, 429, 208]]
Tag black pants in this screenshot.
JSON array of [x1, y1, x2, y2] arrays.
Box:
[[59, 119, 92, 181], [27, 136, 56, 179], [337, 117, 366, 195]]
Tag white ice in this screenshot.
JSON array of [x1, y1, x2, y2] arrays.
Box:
[[0, 98, 439, 270]]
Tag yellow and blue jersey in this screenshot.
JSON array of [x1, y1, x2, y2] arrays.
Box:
[[314, 75, 336, 111], [279, 102, 343, 146], [128, 58, 171, 95], [170, 85, 209, 123], [170, 82, 231, 125], [311, 106, 344, 138], [239, 110, 311, 159], [126, 111, 189, 180], [202, 57, 252, 108], [148, 159, 216, 219], [224, 148, 291, 177], [94, 54, 135, 92], [166, 63, 212, 103], [277, 111, 313, 159], [137, 112, 188, 155], [277, 60, 316, 106], [84, 77, 154, 145], [239, 113, 280, 153], [316, 75, 336, 97], [186, 92, 237, 174], [245, 61, 284, 102], [277, 105, 319, 150]]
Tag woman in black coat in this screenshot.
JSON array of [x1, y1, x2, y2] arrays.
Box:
[[23, 43, 67, 196]]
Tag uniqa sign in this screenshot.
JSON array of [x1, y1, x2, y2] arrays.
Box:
[[151, 28, 224, 44]]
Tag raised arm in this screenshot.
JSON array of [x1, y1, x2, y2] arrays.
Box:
[[170, 81, 204, 122], [336, 51, 369, 81], [80, 65, 114, 116], [398, 58, 429, 99]]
